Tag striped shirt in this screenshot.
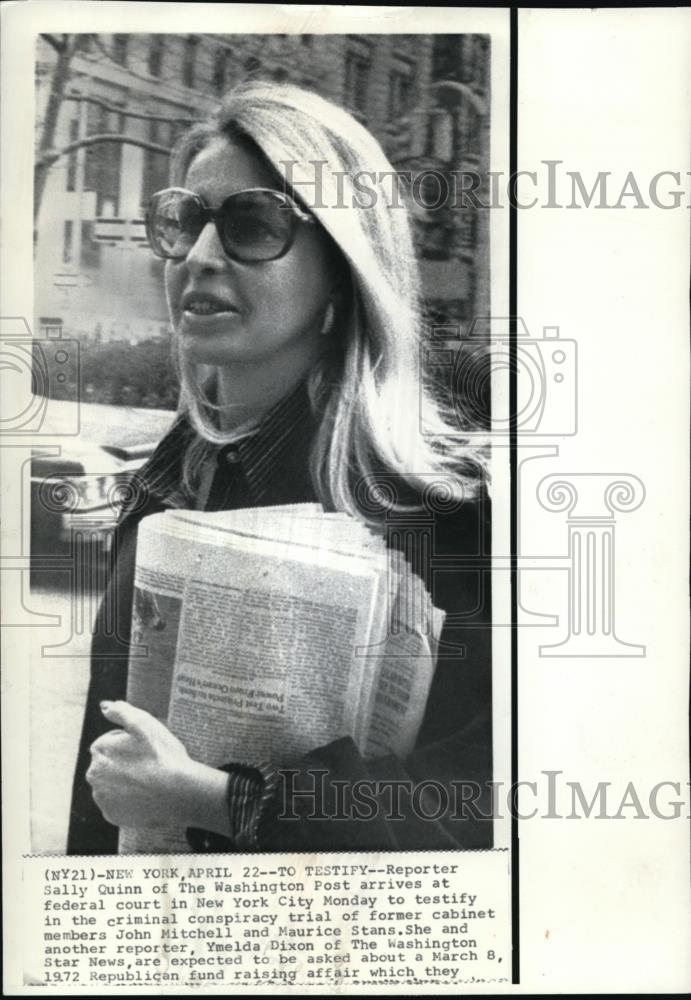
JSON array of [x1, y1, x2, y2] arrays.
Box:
[[130, 380, 319, 852], [131, 378, 317, 514]]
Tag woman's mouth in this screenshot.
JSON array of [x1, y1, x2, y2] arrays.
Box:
[[181, 292, 239, 317]]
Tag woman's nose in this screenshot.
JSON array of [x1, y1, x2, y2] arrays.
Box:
[[184, 220, 228, 272]]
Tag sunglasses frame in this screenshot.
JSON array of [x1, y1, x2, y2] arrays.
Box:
[[146, 186, 316, 263]]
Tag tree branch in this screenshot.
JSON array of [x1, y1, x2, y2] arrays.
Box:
[[39, 34, 66, 54], [36, 134, 173, 170], [63, 92, 200, 126], [35, 34, 80, 221]]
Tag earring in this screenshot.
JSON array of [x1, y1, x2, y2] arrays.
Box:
[[320, 300, 335, 336]]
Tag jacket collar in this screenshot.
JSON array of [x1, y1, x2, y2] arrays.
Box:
[[127, 379, 317, 515]]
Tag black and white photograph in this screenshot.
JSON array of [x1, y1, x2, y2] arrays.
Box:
[[2, 4, 689, 996], [28, 27, 506, 857]]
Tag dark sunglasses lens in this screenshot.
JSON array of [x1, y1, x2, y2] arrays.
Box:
[[219, 192, 294, 261], [148, 192, 202, 258]]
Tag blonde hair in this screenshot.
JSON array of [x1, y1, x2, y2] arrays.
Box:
[[169, 80, 487, 516]]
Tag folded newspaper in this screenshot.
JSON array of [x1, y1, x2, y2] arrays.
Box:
[[119, 504, 445, 853]]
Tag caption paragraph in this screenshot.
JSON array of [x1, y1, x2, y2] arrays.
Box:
[[23, 851, 509, 990]]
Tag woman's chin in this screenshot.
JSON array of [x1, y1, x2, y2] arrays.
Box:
[[178, 331, 250, 367], [176, 323, 323, 371]]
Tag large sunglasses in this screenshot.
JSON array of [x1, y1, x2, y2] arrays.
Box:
[[146, 186, 315, 263]]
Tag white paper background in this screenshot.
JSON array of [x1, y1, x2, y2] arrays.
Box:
[[1, 3, 689, 994], [517, 6, 690, 993]]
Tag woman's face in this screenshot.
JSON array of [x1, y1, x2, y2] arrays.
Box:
[[165, 136, 337, 372]]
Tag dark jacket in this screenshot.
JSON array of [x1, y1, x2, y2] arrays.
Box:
[[67, 390, 493, 854]]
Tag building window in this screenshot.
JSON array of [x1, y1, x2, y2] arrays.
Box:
[[431, 36, 463, 83], [83, 100, 124, 217], [112, 34, 129, 66], [388, 68, 413, 119], [458, 104, 479, 158], [142, 118, 175, 206], [148, 36, 164, 77], [476, 35, 490, 92], [66, 119, 79, 192], [80, 220, 101, 269], [74, 34, 95, 56], [62, 221, 73, 265], [213, 47, 231, 96], [461, 35, 477, 85], [458, 204, 477, 253], [344, 49, 371, 117], [183, 36, 198, 89]]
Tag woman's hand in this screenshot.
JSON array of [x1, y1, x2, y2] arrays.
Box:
[[86, 701, 230, 834]]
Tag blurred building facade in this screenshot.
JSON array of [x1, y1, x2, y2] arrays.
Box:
[[35, 33, 490, 342]]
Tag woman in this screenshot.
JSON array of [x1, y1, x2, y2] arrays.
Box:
[[68, 80, 492, 855]]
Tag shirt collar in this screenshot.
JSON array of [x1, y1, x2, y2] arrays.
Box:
[[130, 379, 316, 512], [234, 379, 315, 503]]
